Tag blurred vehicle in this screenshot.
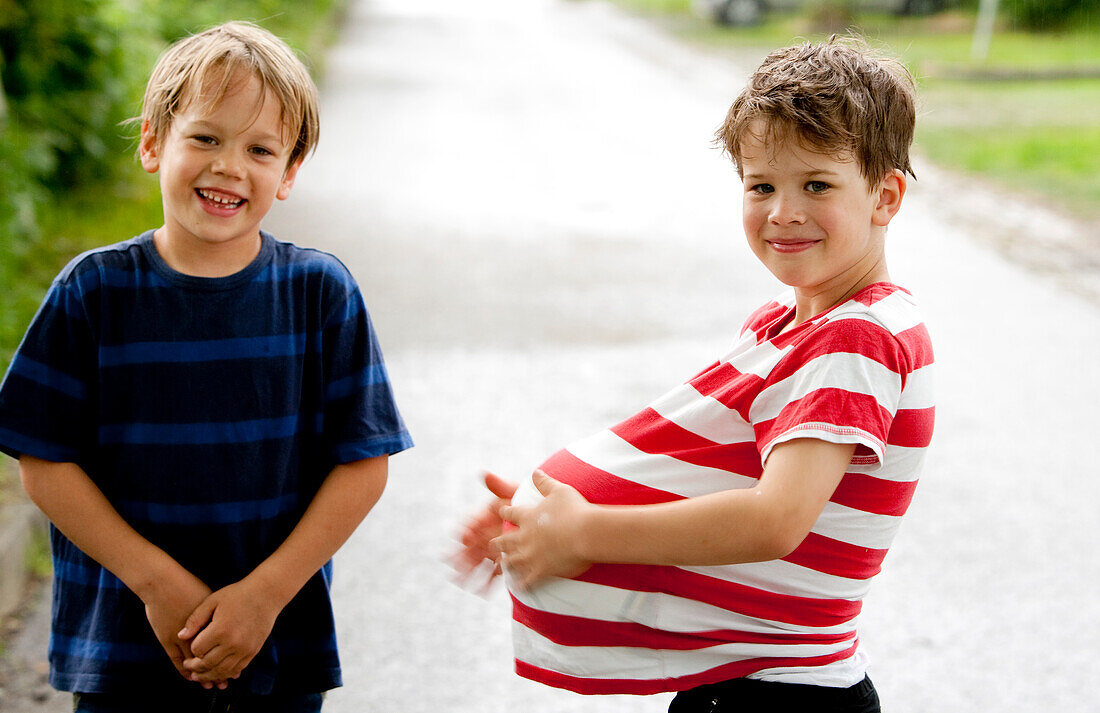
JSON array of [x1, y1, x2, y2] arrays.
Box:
[[699, 0, 947, 26]]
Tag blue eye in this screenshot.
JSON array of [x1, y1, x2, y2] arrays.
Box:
[[806, 181, 830, 193], [750, 184, 774, 195]]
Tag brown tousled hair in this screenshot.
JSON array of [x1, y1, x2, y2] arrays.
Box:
[[138, 21, 320, 167], [716, 37, 916, 185]]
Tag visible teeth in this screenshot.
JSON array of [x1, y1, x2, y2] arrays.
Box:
[[198, 189, 242, 206]]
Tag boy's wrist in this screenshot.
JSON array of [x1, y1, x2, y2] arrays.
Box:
[[571, 502, 603, 565], [127, 550, 193, 603], [243, 560, 301, 611]]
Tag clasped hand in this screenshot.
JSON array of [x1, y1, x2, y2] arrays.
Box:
[[453, 470, 594, 592], [178, 579, 281, 689], [144, 569, 279, 691]]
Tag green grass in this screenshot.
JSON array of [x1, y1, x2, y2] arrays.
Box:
[[918, 125, 1100, 213], [25, 526, 52, 579], [606, 3, 1100, 220]]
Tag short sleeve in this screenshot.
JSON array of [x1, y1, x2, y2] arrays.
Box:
[[320, 281, 413, 463], [750, 317, 907, 473], [0, 276, 97, 463]]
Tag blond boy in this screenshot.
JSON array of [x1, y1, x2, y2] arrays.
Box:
[[456, 39, 933, 713], [0, 22, 411, 712]]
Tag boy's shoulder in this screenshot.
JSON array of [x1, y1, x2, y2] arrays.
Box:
[[805, 283, 932, 375], [266, 235, 362, 300], [269, 236, 354, 279], [54, 230, 155, 287], [825, 282, 924, 339]]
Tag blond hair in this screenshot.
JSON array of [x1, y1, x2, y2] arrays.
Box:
[[140, 21, 320, 166], [716, 37, 916, 185]]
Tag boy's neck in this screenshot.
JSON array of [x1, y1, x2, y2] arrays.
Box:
[[787, 262, 891, 332], [152, 227, 263, 278]]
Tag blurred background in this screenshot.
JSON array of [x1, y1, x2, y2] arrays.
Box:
[[2, 0, 1097, 373], [1, 0, 1097, 708]]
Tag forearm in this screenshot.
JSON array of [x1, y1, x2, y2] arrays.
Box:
[[19, 455, 188, 599], [576, 439, 855, 567], [578, 489, 795, 567], [244, 455, 388, 608]]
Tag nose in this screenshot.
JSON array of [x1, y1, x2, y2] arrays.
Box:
[[768, 192, 805, 225], [211, 150, 245, 179]]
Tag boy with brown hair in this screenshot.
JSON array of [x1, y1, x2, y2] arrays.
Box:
[[0, 21, 412, 712], [456, 38, 933, 712]]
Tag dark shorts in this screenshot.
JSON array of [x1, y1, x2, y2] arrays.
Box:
[[669, 675, 880, 713], [72, 688, 324, 713]]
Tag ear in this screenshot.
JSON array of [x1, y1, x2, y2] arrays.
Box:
[[276, 159, 302, 201], [139, 120, 160, 174], [871, 169, 906, 227]]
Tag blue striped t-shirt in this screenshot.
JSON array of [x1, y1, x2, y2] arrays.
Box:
[[0, 230, 413, 695]]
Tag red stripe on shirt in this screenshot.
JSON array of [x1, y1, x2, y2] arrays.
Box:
[[851, 283, 901, 307], [575, 564, 861, 629], [512, 594, 856, 650], [887, 407, 935, 448], [783, 532, 887, 580], [515, 640, 861, 695], [831, 472, 918, 516], [687, 362, 762, 423], [541, 449, 683, 506], [896, 323, 935, 372], [612, 409, 762, 478], [767, 319, 904, 386], [757, 389, 893, 450]]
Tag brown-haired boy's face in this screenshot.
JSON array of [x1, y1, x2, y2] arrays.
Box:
[[139, 72, 300, 272], [739, 122, 902, 311]]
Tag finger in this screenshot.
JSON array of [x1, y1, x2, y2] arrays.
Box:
[[193, 653, 244, 683], [482, 471, 519, 500], [498, 504, 522, 523], [165, 643, 191, 679], [489, 534, 514, 560], [179, 598, 216, 642], [532, 469, 558, 495]]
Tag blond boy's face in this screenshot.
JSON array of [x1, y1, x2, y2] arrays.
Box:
[[739, 122, 903, 308], [139, 72, 300, 269]]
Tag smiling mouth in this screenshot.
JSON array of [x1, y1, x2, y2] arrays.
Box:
[[767, 239, 819, 253], [196, 188, 244, 209]]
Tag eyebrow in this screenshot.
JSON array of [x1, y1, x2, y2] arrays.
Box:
[[742, 168, 842, 181]]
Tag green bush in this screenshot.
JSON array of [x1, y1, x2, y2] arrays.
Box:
[[0, 1, 154, 190], [1006, 0, 1097, 31]]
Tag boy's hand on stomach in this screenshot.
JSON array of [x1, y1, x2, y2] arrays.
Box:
[[141, 567, 213, 684], [494, 470, 594, 590], [179, 579, 281, 686]]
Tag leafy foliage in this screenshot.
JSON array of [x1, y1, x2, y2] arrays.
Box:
[[1006, 0, 1097, 31], [0, 0, 343, 369]]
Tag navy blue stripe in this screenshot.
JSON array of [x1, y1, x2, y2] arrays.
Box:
[[253, 259, 344, 284], [99, 414, 308, 445], [0, 426, 79, 461], [57, 260, 343, 298], [9, 355, 87, 400], [325, 364, 390, 402], [325, 293, 364, 327], [50, 634, 159, 663], [99, 333, 311, 366], [53, 559, 124, 589], [115, 493, 299, 525], [334, 432, 413, 463]]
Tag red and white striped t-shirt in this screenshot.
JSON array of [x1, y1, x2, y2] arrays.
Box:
[[506, 282, 935, 694]]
